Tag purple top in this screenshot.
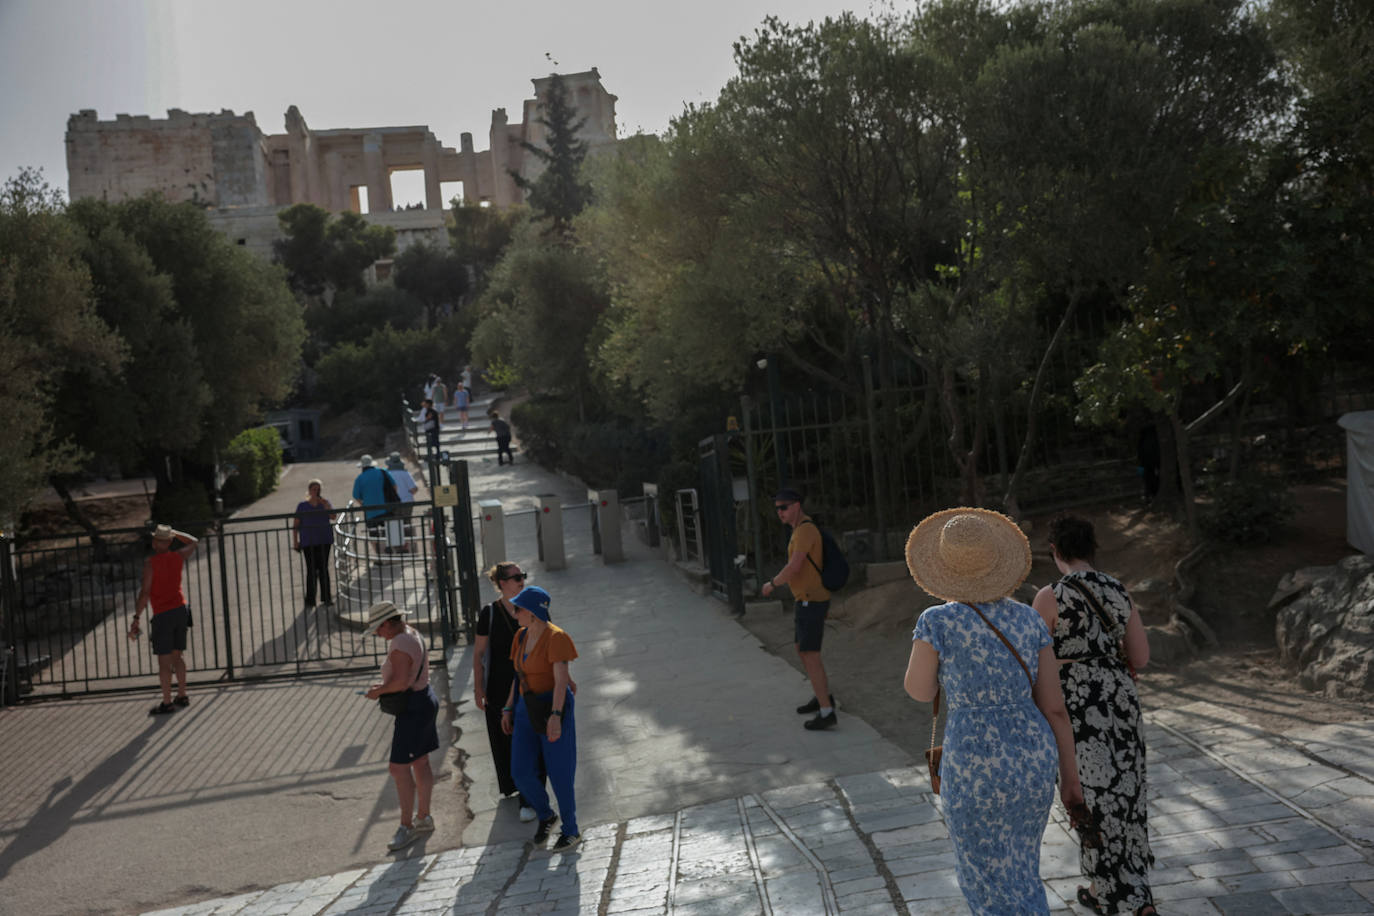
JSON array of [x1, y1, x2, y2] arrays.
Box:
[[295, 500, 335, 547]]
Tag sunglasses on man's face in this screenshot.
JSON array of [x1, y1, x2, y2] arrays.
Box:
[[502, 572, 528, 582], [775, 503, 795, 512]]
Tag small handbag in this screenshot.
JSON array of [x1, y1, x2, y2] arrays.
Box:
[[1061, 577, 1137, 681], [926, 604, 1034, 795], [377, 653, 423, 716]]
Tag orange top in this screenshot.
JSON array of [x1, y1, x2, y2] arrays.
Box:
[[148, 552, 187, 614], [788, 520, 830, 602], [510, 623, 578, 694]]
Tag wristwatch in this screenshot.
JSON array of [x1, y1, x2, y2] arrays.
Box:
[[551, 709, 565, 718]]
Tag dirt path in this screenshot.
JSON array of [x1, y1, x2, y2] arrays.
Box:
[[739, 480, 1374, 754]]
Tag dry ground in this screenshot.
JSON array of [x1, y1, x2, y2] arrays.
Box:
[[739, 480, 1374, 759]]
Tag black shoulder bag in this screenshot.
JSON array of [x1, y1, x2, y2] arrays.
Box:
[[378, 651, 423, 715]]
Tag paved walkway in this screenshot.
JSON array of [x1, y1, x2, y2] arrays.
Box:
[[140, 705, 1374, 915]]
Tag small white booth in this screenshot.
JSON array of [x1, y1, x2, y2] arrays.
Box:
[[1338, 411, 1374, 556]]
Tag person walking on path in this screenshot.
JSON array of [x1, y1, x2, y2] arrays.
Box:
[[292, 479, 336, 609], [418, 398, 441, 457], [1033, 515, 1155, 916], [352, 455, 398, 534], [363, 601, 440, 852], [903, 508, 1084, 915], [500, 586, 582, 852], [453, 380, 471, 429], [129, 524, 197, 715], [386, 453, 419, 529], [475, 562, 546, 823], [489, 410, 514, 465], [431, 377, 448, 424], [761, 487, 836, 730]]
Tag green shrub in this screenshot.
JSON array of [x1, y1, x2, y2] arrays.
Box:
[[1199, 475, 1296, 544], [315, 322, 464, 424], [511, 396, 669, 494], [221, 427, 284, 506]]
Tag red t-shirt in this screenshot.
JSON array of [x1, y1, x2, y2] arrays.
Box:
[[148, 552, 187, 614]]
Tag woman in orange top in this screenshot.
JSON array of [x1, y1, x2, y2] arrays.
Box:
[[500, 586, 580, 852]]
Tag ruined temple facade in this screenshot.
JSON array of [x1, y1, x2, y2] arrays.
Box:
[[65, 69, 618, 257]]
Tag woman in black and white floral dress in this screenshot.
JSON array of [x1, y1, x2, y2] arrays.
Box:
[[1033, 515, 1155, 916]]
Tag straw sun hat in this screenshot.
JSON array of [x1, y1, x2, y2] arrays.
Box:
[[905, 508, 1032, 604], [363, 600, 404, 636]]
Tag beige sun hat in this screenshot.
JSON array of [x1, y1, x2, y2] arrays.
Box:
[[905, 507, 1032, 603], [151, 523, 174, 542], [362, 600, 403, 636]]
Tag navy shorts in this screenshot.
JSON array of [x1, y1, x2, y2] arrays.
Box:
[[150, 606, 190, 655], [794, 600, 830, 652], [390, 685, 440, 765]]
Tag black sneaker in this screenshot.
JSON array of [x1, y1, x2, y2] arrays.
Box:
[[804, 710, 837, 730], [796, 694, 835, 715], [532, 814, 558, 845], [551, 833, 582, 853]]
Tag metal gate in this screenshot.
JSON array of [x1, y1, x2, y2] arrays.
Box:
[[698, 434, 744, 614], [1, 459, 478, 702]]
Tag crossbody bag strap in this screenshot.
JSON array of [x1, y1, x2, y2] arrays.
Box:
[[967, 604, 1034, 690], [1062, 577, 1122, 638], [930, 688, 942, 753]]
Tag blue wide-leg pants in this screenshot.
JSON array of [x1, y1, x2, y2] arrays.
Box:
[[511, 689, 578, 836]]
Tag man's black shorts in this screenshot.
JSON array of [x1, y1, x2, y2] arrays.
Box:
[[150, 605, 190, 655], [794, 600, 830, 652]]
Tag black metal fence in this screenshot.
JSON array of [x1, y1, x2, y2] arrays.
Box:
[[0, 452, 493, 703]]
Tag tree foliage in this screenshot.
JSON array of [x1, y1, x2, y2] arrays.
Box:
[[0, 170, 125, 524], [273, 204, 395, 299], [514, 73, 593, 241]]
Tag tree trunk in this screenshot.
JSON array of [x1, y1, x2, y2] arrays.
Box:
[[48, 475, 107, 557], [1170, 411, 1199, 539], [1002, 291, 1081, 519], [1155, 415, 1180, 509]]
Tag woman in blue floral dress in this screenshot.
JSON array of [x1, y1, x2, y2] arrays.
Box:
[[1033, 515, 1155, 915], [904, 508, 1085, 915]]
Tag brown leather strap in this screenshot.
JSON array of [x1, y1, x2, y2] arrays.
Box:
[[967, 603, 1034, 690], [930, 688, 941, 753]]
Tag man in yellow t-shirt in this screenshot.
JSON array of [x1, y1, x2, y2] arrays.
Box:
[[761, 487, 836, 730]]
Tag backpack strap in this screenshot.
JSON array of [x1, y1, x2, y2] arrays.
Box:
[[799, 519, 824, 576]]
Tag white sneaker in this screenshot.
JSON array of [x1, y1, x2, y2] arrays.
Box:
[[387, 825, 419, 851], [519, 805, 537, 823], [413, 815, 435, 833]]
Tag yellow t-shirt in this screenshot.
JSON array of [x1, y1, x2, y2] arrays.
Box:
[[788, 519, 830, 602], [510, 623, 578, 694]]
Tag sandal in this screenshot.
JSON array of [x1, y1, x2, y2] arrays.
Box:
[[1076, 887, 1105, 914], [148, 701, 177, 716], [173, 695, 190, 707]]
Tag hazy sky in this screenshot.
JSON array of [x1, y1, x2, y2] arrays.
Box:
[[0, 0, 875, 204]]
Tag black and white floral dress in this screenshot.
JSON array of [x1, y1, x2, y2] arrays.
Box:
[[1052, 570, 1153, 914]]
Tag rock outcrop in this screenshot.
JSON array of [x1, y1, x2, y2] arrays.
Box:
[[1274, 555, 1374, 696]]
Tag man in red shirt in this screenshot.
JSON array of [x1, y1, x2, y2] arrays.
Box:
[[129, 524, 198, 715]]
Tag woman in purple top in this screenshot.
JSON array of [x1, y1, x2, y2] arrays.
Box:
[[292, 478, 336, 608]]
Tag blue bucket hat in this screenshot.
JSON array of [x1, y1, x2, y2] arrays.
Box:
[[511, 586, 552, 622]]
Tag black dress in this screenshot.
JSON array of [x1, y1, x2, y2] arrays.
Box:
[[476, 600, 545, 799], [1052, 570, 1154, 914]]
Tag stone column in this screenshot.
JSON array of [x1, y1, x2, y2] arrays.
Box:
[[325, 149, 348, 211], [364, 132, 392, 213], [422, 138, 443, 211]]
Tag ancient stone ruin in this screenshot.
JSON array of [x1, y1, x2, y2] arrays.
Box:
[[65, 69, 618, 258]]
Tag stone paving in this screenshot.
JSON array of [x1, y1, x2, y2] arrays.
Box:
[[144, 705, 1374, 915]]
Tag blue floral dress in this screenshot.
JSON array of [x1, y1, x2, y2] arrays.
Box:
[[914, 598, 1058, 915]]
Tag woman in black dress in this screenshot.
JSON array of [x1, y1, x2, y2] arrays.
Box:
[[473, 561, 542, 822], [1032, 515, 1155, 915]]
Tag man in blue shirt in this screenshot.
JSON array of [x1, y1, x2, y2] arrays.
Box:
[[352, 454, 398, 526]]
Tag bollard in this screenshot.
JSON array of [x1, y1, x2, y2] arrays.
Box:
[[477, 499, 505, 570], [588, 489, 623, 563], [536, 494, 566, 571]]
